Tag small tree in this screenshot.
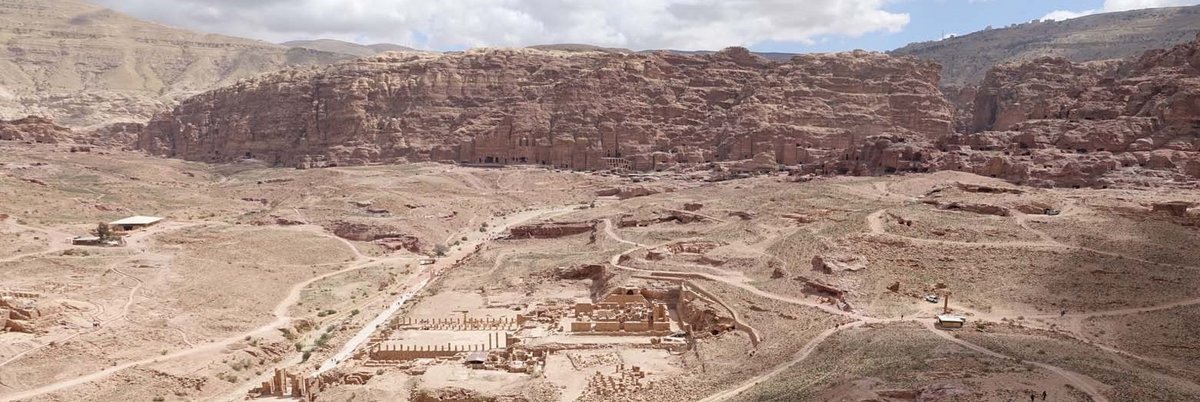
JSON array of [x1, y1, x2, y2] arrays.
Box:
[[96, 223, 114, 241], [433, 244, 448, 257]]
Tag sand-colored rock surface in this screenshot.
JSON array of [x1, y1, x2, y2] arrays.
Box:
[[0, 0, 353, 128], [138, 47, 953, 169], [0, 140, 1197, 402]]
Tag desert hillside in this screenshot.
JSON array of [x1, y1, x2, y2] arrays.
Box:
[[891, 5, 1200, 88], [283, 39, 418, 58], [0, 0, 356, 127]]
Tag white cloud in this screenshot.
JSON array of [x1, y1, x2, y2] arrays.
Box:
[[90, 0, 909, 51], [1042, 0, 1199, 21]]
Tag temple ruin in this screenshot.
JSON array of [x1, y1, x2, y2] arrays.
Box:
[[570, 287, 673, 334]]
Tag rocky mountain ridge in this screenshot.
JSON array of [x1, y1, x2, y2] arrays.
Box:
[[283, 40, 419, 58], [0, 0, 364, 128], [137, 47, 954, 170], [891, 5, 1200, 88]]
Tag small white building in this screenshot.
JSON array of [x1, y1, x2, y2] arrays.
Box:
[[109, 216, 164, 232]]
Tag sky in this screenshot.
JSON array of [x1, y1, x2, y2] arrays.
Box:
[[90, 0, 1200, 52]]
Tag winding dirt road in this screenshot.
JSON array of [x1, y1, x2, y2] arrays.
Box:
[[601, 217, 1116, 402], [696, 322, 867, 402], [0, 205, 578, 402]]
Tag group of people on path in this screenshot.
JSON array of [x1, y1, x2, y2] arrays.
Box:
[[1011, 390, 1049, 401]]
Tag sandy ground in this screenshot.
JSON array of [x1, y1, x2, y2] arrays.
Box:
[[2, 143, 1198, 401]]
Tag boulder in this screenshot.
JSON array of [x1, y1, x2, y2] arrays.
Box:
[[1151, 201, 1196, 217], [812, 255, 867, 274]]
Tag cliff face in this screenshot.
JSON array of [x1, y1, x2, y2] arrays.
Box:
[[835, 34, 1200, 188], [138, 47, 954, 170], [0, 0, 354, 127]]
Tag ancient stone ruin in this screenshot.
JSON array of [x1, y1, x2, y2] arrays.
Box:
[[570, 287, 673, 334], [0, 291, 44, 333], [256, 368, 318, 400]]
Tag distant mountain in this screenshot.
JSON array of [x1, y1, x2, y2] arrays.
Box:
[[284, 39, 418, 58], [368, 43, 420, 53], [0, 0, 351, 127], [891, 5, 1200, 88], [527, 44, 633, 53]]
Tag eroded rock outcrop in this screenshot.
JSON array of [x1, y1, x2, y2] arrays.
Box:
[[921, 200, 1012, 217], [942, 33, 1200, 187], [822, 33, 1200, 188], [140, 47, 953, 170], [0, 117, 75, 143], [550, 264, 606, 281], [327, 221, 425, 253], [1151, 201, 1197, 217], [509, 221, 597, 239], [595, 186, 662, 199], [811, 254, 867, 273], [616, 210, 707, 227]]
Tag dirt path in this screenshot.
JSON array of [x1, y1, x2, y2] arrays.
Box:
[[280, 224, 368, 260], [107, 266, 144, 320], [866, 209, 1061, 249], [0, 255, 385, 401], [312, 204, 578, 376], [600, 218, 1123, 402], [603, 220, 864, 321], [869, 203, 1200, 274], [697, 322, 866, 402], [0, 256, 141, 371], [0, 218, 75, 264], [1016, 207, 1200, 272], [921, 321, 1112, 402], [0, 218, 384, 401], [870, 207, 1200, 319]]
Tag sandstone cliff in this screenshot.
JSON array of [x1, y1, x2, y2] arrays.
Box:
[[0, 0, 356, 127], [828, 33, 1200, 188], [138, 47, 954, 170]]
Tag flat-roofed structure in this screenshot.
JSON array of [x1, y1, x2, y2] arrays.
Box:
[[936, 314, 966, 329], [108, 216, 163, 231]]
